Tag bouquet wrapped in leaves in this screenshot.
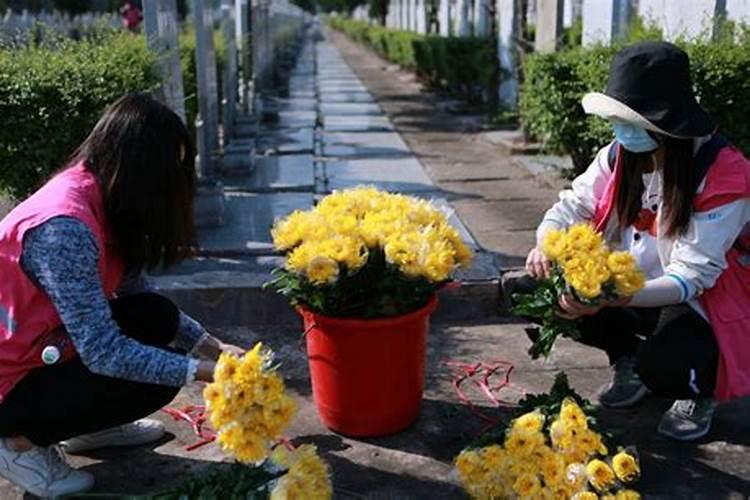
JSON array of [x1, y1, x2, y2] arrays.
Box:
[[512, 224, 645, 359], [455, 374, 642, 500], [267, 186, 473, 318]]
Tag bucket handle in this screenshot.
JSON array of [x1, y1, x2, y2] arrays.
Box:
[[298, 321, 317, 354]]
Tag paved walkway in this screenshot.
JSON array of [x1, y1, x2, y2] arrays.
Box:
[[2, 26, 749, 500]]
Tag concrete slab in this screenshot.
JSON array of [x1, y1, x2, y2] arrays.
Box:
[[257, 128, 314, 155], [275, 110, 317, 129], [320, 91, 374, 103], [323, 115, 394, 132], [197, 192, 313, 254], [322, 157, 434, 193], [223, 155, 314, 193], [321, 102, 382, 116], [323, 131, 411, 158], [318, 82, 369, 93], [263, 96, 317, 112]]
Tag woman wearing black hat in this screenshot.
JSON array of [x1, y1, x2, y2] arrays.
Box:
[[526, 41, 750, 441]]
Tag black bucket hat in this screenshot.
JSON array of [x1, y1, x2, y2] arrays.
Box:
[[582, 41, 716, 138]]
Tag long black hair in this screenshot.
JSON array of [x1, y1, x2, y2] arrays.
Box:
[[616, 135, 698, 238], [69, 93, 196, 271]]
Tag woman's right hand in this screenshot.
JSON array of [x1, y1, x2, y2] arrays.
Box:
[[526, 246, 552, 279], [196, 360, 216, 383]]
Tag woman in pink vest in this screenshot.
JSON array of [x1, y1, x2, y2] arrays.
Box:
[[526, 42, 750, 441], [0, 94, 243, 497]]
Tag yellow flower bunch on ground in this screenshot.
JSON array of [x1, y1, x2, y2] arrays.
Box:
[[203, 343, 297, 463], [271, 186, 473, 285], [541, 223, 645, 300], [456, 399, 641, 499], [270, 444, 333, 500], [203, 345, 333, 499]]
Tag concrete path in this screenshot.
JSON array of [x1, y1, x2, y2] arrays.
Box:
[[2, 26, 749, 500]]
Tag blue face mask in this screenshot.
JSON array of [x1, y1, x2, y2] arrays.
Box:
[[612, 121, 659, 153]]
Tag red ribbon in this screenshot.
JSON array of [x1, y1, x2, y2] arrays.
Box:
[[444, 359, 522, 434], [160, 404, 217, 451]]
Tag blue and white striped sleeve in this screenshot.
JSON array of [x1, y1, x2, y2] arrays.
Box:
[[20, 216, 199, 387]]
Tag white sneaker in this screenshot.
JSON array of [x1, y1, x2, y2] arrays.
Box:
[[0, 439, 94, 498], [61, 419, 166, 454]]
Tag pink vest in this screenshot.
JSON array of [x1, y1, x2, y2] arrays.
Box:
[[594, 144, 750, 401], [0, 164, 124, 402]]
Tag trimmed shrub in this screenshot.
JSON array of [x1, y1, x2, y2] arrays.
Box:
[[327, 17, 497, 105], [520, 33, 750, 175], [0, 32, 159, 198]]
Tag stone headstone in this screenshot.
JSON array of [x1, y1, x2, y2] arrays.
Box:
[[727, 0, 750, 22], [536, 0, 564, 52], [438, 0, 451, 35], [221, 0, 238, 142], [563, 0, 582, 28], [474, 0, 490, 37], [658, 0, 719, 41], [457, 0, 470, 36], [497, 0, 519, 109], [235, 0, 251, 113], [415, 0, 427, 33], [143, 0, 187, 123], [192, 0, 221, 177]]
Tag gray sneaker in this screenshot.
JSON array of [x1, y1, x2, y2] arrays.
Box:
[[0, 439, 94, 498], [599, 356, 649, 408], [657, 399, 717, 441]]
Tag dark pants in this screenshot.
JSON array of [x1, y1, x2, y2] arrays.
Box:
[[578, 304, 719, 399], [0, 293, 181, 447]]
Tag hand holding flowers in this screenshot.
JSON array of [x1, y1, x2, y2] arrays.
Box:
[[513, 223, 645, 358]]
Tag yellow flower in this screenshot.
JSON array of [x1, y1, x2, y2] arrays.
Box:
[[613, 269, 646, 296], [384, 231, 422, 277], [505, 428, 546, 457], [512, 411, 545, 434], [616, 490, 641, 500], [607, 251, 637, 274], [586, 459, 616, 492], [306, 256, 340, 285], [579, 429, 608, 456], [543, 229, 568, 260], [455, 449, 482, 480], [478, 444, 506, 470], [270, 444, 332, 500], [542, 452, 567, 487], [286, 242, 318, 273], [566, 462, 587, 490], [204, 343, 296, 464], [513, 472, 541, 498], [612, 451, 640, 483], [572, 493, 599, 500], [560, 399, 588, 430]]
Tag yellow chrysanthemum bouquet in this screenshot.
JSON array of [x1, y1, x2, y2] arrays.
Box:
[[267, 186, 473, 317], [512, 223, 645, 358], [455, 375, 641, 499], [202, 343, 333, 499]]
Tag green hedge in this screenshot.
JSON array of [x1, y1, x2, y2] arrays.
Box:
[[327, 17, 497, 105], [0, 33, 160, 198], [0, 28, 230, 199], [520, 34, 750, 175]]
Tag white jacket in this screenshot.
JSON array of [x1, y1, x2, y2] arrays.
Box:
[[537, 142, 750, 311]]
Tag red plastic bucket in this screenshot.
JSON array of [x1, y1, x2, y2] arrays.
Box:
[[299, 296, 438, 437]]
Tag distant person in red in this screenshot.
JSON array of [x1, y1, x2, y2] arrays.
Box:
[[120, 1, 143, 33]]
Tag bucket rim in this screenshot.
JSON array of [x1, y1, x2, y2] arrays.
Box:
[[297, 294, 438, 328]]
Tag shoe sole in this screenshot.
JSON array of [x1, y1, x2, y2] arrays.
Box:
[[599, 385, 650, 409], [63, 427, 165, 454], [657, 423, 711, 441]]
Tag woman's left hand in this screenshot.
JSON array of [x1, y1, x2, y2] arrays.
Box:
[[557, 294, 631, 320], [218, 341, 245, 358]]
